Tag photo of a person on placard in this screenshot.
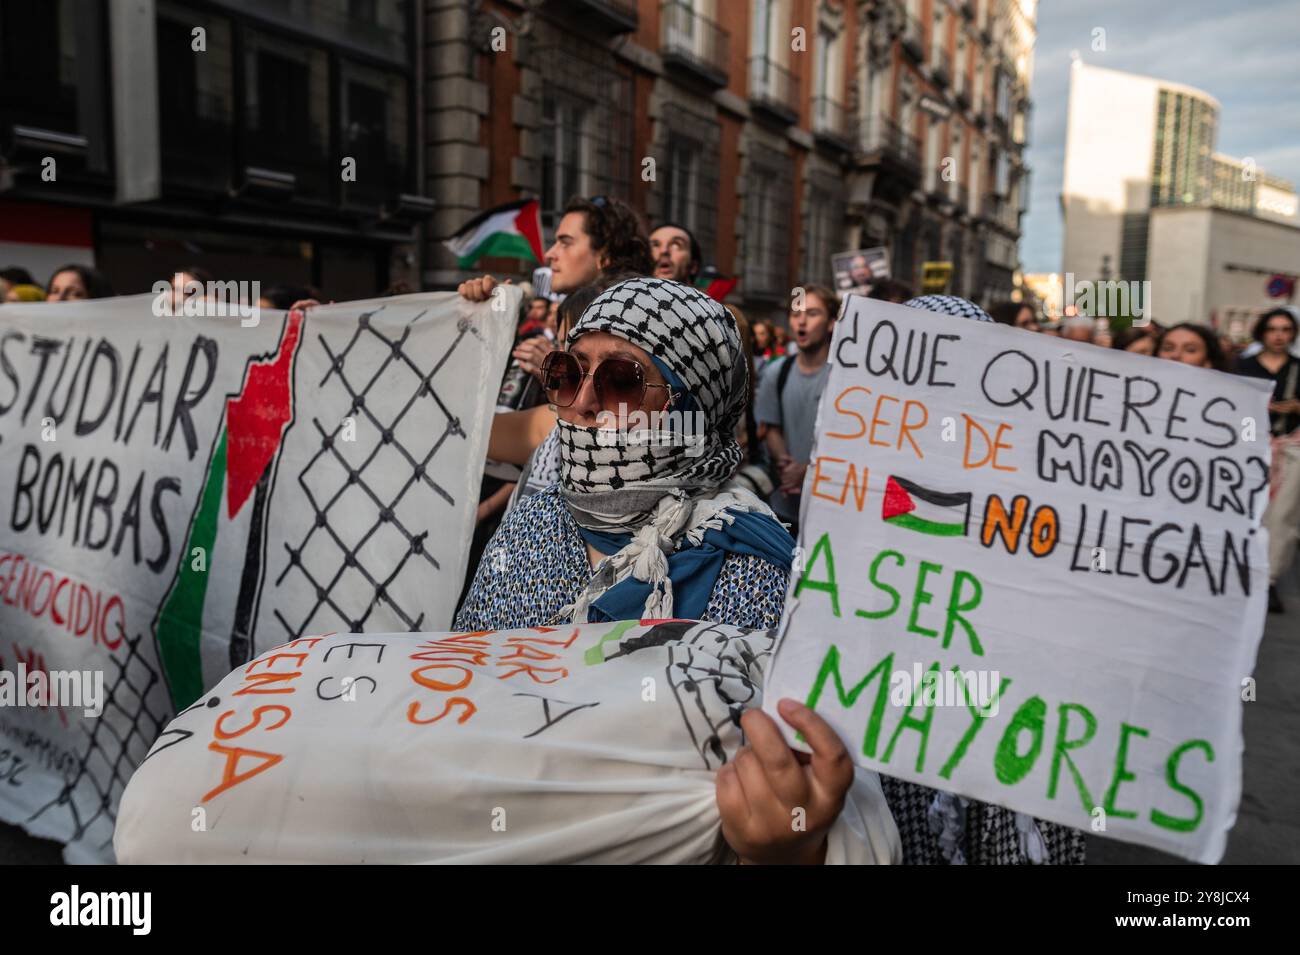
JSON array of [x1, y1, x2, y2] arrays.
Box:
[[832, 247, 890, 297]]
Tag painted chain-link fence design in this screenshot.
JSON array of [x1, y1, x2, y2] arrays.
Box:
[[1, 293, 511, 862]]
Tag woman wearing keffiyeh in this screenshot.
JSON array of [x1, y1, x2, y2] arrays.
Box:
[[457, 276, 796, 629], [456, 276, 901, 865]]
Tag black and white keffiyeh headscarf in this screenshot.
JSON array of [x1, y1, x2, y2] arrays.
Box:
[[558, 277, 749, 531], [904, 294, 994, 323], [553, 277, 786, 623]]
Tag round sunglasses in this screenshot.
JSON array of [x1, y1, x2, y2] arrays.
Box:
[[541, 350, 677, 411]]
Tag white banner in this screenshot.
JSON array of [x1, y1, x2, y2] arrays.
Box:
[[0, 290, 513, 861], [114, 621, 898, 864], [764, 296, 1273, 863]]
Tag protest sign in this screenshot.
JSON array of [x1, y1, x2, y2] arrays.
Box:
[[114, 621, 899, 864], [764, 295, 1273, 863], [0, 290, 513, 861], [832, 247, 890, 297]]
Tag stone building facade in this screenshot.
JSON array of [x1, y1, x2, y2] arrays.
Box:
[[422, 0, 1036, 318]]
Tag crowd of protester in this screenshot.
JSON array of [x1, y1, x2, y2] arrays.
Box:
[[4, 195, 1297, 866]]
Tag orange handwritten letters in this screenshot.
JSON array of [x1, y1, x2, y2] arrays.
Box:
[[200, 635, 329, 802], [825, 386, 929, 458], [405, 627, 582, 728]]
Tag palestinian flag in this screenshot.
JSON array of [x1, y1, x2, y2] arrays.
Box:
[[882, 475, 971, 537], [444, 199, 545, 269], [155, 313, 304, 709], [695, 265, 737, 302]]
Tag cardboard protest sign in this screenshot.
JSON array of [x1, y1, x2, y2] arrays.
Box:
[[0, 291, 513, 861], [114, 621, 899, 864], [764, 296, 1273, 863]]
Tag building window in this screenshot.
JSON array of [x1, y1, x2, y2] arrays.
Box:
[[995, 67, 1010, 120], [955, 31, 967, 95], [930, 5, 945, 72], [667, 140, 698, 222], [745, 143, 794, 299], [925, 117, 943, 194], [157, 3, 234, 190], [1119, 212, 1149, 281], [994, 147, 1010, 196], [659, 102, 721, 265], [949, 123, 962, 200], [339, 60, 408, 208], [751, 0, 776, 60], [541, 95, 592, 226], [242, 31, 331, 200], [812, 4, 845, 138], [802, 172, 840, 287], [536, 33, 634, 231], [0, 0, 83, 135]]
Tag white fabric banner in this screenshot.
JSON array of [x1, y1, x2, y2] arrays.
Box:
[[0, 291, 513, 862], [114, 621, 900, 864], [764, 296, 1273, 863]]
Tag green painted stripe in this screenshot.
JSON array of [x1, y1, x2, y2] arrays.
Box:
[[456, 231, 537, 268], [583, 619, 641, 666], [157, 428, 228, 709], [885, 511, 967, 537]]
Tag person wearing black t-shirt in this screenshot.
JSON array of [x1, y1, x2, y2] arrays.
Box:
[[1237, 308, 1300, 436], [1238, 308, 1300, 613]]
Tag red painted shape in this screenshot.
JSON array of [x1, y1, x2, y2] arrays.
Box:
[[513, 199, 544, 263], [224, 313, 304, 518], [881, 476, 916, 521]]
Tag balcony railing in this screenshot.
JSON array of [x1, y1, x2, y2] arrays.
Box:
[[660, 0, 729, 87], [812, 95, 853, 148], [748, 56, 800, 123], [859, 115, 921, 175]]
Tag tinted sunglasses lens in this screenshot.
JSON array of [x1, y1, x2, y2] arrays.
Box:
[[542, 352, 581, 406], [593, 358, 645, 410]]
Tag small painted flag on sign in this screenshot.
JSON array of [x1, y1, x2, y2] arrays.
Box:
[[881, 475, 971, 537]]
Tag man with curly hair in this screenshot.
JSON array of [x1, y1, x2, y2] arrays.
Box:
[[458, 195, 652, 302]]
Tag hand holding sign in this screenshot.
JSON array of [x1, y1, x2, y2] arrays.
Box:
[[716, 699, 854, 865]]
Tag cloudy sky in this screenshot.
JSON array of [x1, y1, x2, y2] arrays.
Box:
[[1021, 0, 1300, 273]]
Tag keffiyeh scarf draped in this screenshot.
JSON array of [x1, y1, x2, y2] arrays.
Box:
[[555, 277, 793, 622], [904, 294, 994, 323]]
